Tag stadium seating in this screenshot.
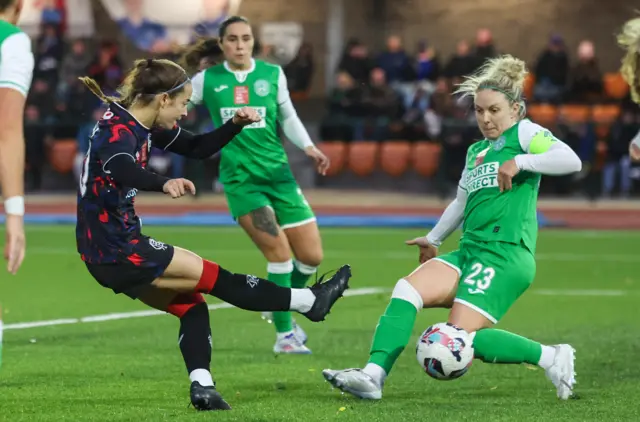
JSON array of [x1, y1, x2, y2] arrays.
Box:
[[318, 141, 347, 176], [347, 141, 379, 176], [603, 72, 630, 100], [48, 139, 78, 174], [380, 141, 411, 176], [411, 142, 441, 177]]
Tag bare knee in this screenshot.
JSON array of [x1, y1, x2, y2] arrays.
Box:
[[447, 302, 494, 333], [295, 248, 323, 268], [404, 260, 459, 308], [260, 238, 291, 262]]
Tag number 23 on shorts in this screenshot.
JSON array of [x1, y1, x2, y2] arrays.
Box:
[[463, 262, 495, 295]]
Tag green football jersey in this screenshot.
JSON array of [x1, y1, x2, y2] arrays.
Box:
[[190, 59, 289, 185], [460, 119, 558, 254]]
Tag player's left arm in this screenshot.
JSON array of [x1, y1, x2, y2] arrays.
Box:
[[152, 119, 244, 158], [276, 66, 315, 150], [514, 120, 582, 175]]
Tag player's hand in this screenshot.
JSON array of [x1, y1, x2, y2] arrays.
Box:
[[163, 178, 196, 199], [232, 107, 261, 127], [4, 214, 25, 275], [630, 140, 640, 162], [305, 146, 331, 175], [498, 159, 520, 192], [405, 236, 438, 264]]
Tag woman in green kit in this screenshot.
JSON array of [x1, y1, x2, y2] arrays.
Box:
[[181, 16, 330, 355], [323, 55, 583, 400]]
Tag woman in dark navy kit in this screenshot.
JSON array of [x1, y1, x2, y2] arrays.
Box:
[[76, 58, 351, 411]]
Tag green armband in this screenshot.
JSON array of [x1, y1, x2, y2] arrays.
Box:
[[529, 130, 558, 154]]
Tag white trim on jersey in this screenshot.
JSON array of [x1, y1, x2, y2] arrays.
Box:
[[0, 32, 34, 98]]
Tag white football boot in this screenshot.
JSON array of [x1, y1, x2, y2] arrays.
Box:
[[273, 332, 312, 354], [544, 344, 577, 399], [261, 312, 308, 345], [322, 368, 383, 400]]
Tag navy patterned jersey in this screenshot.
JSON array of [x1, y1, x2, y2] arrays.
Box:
[[76, 103, 176, 264]]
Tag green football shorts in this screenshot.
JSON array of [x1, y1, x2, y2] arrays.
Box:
[[224, 180, 316, 229], [434, 238, 536, 323]]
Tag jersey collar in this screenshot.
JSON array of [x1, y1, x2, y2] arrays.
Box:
[[223, 59, 256, 76]]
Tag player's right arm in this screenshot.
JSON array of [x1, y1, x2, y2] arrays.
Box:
[[405, 169, 467, 262], [425, 171, 468, 247], [0, 32, 35, 274]]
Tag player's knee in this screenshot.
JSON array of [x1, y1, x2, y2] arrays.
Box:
[[295, 249, 323, 269], [391, 278, 423, 311], [257, 237, 291, 262], [166, 293, 206, 318]]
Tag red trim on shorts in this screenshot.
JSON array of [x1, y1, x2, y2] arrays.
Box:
[[166, 293, 205, 318], [195, 260, 220, 293]]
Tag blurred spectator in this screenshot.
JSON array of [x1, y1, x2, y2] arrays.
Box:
[[533, 34, 569, 103], [28, 79, 56, 124], [376, 35, 415, 84], [284, 42, 314, 93], [86, 41, 123, 90], [602, 109, 638, 197], [320, 71, 364, 141], [472, 28, 498, 70], [39, 0, 64, 27], [357, 68, 402, 141], [444, 40, 476, 79], [414, 40, 440, 83], [402, 85, 429, 141], [338, 39, 373, 85], [33, 23, 64, 86], [25, 105, 49, 191], [58, 39, 91, 98], [424, 77, 455, 140], [568, 40, 603, 103], [117, 0, 171, 53]]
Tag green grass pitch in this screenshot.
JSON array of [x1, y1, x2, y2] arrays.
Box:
[[0, 226, 639, 421]]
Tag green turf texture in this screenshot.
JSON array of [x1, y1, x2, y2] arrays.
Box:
[[0, 226, 639, 421]]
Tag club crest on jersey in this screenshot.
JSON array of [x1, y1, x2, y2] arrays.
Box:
[[493, 136, 506, 151], [254, 79, 270, 97], [234, 86, 249, 104]]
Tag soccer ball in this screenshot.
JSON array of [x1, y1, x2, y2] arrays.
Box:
[[416, 322, 474, 380]]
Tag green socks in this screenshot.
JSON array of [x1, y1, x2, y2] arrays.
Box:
[[368, 298, 419, 374], [472, 328, 543, 365], [267, 261, 293, 333]]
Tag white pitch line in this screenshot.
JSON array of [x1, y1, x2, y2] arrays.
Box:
[[3, 287, 388, 331], [533, 289, 627, 296]]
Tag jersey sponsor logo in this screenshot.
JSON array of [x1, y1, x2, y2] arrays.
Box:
[[234, 86, 249, 104], [220, 107, 267, 129], [254, 79, 270, 97], [465, 162, 499, 193], [214, 84, 229, 93], [125, 188, 138, 199], [493, 136, 506, 151]]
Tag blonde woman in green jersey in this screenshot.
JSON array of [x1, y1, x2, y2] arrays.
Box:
[[323, 55, 583, 400], [181, 16, 330, 354], [617, 16, 640, 161]]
